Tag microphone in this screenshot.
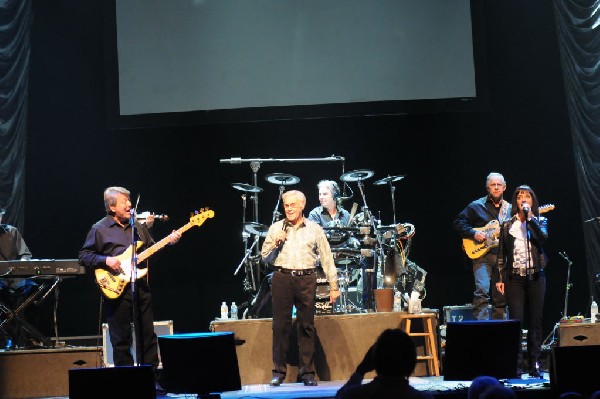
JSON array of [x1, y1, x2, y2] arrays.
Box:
[[277, 219, 288, 247], [522, 203, 530, 215], [130, 209, 136, 226]]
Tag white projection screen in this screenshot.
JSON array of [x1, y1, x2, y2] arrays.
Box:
[[104, 0, 485, 128]]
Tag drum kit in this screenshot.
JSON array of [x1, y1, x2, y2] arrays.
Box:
[[230, 167, 424, 317]]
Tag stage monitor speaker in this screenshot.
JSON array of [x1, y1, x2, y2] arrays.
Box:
[[69, 365, 154, 399], [443, 319, 520, 380], [551, 345, 600, 395], [158, 332, 241, 395]]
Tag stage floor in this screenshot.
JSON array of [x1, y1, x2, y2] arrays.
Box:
[[28, 373, 551, 399]]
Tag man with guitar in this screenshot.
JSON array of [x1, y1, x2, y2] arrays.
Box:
[[79, 186, 181, 392], [453, 172, 510, 320]]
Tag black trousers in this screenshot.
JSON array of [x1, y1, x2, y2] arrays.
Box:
[[105, 279, 159, 372], [271, 271, 317, 378], [505, 271, 546, 371]]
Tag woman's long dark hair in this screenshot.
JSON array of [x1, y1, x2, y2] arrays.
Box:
[[510, 185, 540, 217]]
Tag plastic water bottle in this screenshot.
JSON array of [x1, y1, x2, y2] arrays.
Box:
[[591, 298, 598, 323], [230, 302, 238, 320], [220, 301, 229, 320], [393, 291, 402, 312]]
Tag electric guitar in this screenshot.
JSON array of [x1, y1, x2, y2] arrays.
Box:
[[95, 208, 214, 299], [462, 204, 554, 259]]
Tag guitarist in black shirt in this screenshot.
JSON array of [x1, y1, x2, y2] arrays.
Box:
[[79, 186, 181, 393], [453, 172, 510, 320]]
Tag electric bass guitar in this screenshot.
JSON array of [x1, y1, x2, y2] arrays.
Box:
[[95, 208, 214, 299], [462, 204, 554, 259]]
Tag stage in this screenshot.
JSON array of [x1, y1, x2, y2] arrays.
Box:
[[3, 313, 600, 398], [6, 374, 552, 399]]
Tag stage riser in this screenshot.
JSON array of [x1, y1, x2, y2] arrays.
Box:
[[210, 312, 437, 385], [0, 348, 101, 399]]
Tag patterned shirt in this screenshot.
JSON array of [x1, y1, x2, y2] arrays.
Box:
[[261, 217, 338, 290]]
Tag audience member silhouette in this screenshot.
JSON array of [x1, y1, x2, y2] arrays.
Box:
[[335, 328, 433, 399], [468, 376, 502, 399], [560, 392, 587, 399], [480, 385, 517, 399]]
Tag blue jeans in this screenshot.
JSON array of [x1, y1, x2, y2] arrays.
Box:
[[472, 252, 506, 320]]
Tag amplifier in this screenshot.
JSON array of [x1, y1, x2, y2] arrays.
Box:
[[443, 304, 492, 324], [558, 322, 600, 346], [102, 320, 174, 367]]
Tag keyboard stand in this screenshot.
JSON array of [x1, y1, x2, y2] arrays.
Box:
[[0, 277, 59, 348]]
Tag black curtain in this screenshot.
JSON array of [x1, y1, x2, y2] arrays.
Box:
[[0, 0, 29, 232], [554, 0, 600, 305]]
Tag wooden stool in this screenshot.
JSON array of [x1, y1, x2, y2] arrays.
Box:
[[400, 312, 440, 376]]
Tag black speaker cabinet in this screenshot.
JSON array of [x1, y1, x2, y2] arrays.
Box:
[[443, 319, 521, 380], [69, 365, 154, 399], [158, 332, 241, 395], [551, 345, 600, 394]]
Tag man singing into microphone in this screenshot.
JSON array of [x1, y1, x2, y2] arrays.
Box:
[[495, 185, 548, 377], [261, 190, 340, 387]]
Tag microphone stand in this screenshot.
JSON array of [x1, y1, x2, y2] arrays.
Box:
[[542, 251, 573, 350], [129, 201, 140, 366]]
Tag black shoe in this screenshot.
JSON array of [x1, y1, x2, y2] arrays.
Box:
[[270, 376, 284, 386], [528, 370, 540, 378], [302, 374, 318, 386], [155, 381, 167, 395]]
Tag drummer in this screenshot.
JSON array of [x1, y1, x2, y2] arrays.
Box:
[[307, 180, 350, 228]]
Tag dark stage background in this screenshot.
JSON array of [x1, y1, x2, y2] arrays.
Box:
[[21, 0, 588, 343]]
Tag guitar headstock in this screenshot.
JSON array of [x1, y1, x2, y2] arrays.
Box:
[[190, 208, 215, 226], [540, 203, 555, 214]]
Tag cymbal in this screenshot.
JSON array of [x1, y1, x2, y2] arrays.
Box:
[[244, 222, 269, 237], [340, 169, 375, 182], [231, 183, 263, 193], [265, 173, 300, 186], [373, 175, 405, 186]]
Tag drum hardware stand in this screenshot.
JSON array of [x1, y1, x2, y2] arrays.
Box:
[[336, 264, 360, 313], [237, 193, 258, 293], [271, 184, 286, 224], [542, 251, 574, 350]]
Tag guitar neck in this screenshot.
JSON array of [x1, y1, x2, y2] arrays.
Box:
[[137, 222, 195, 263]]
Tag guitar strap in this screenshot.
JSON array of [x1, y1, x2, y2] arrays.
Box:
[[498, 200, 510, 222]]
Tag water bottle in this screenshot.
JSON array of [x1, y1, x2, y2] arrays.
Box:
[[591, 298, 598, 323], [220, 301, 229, 320], [230, 302, 238, 320], [393, 291, 402, 312]]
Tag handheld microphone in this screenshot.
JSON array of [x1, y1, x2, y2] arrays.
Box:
[[522, 203, 530, 215]]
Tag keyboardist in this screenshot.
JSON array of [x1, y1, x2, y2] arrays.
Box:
[[0, 207, 39, 349]]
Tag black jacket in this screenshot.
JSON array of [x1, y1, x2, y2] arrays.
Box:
[[497, 215, 548, 280]]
